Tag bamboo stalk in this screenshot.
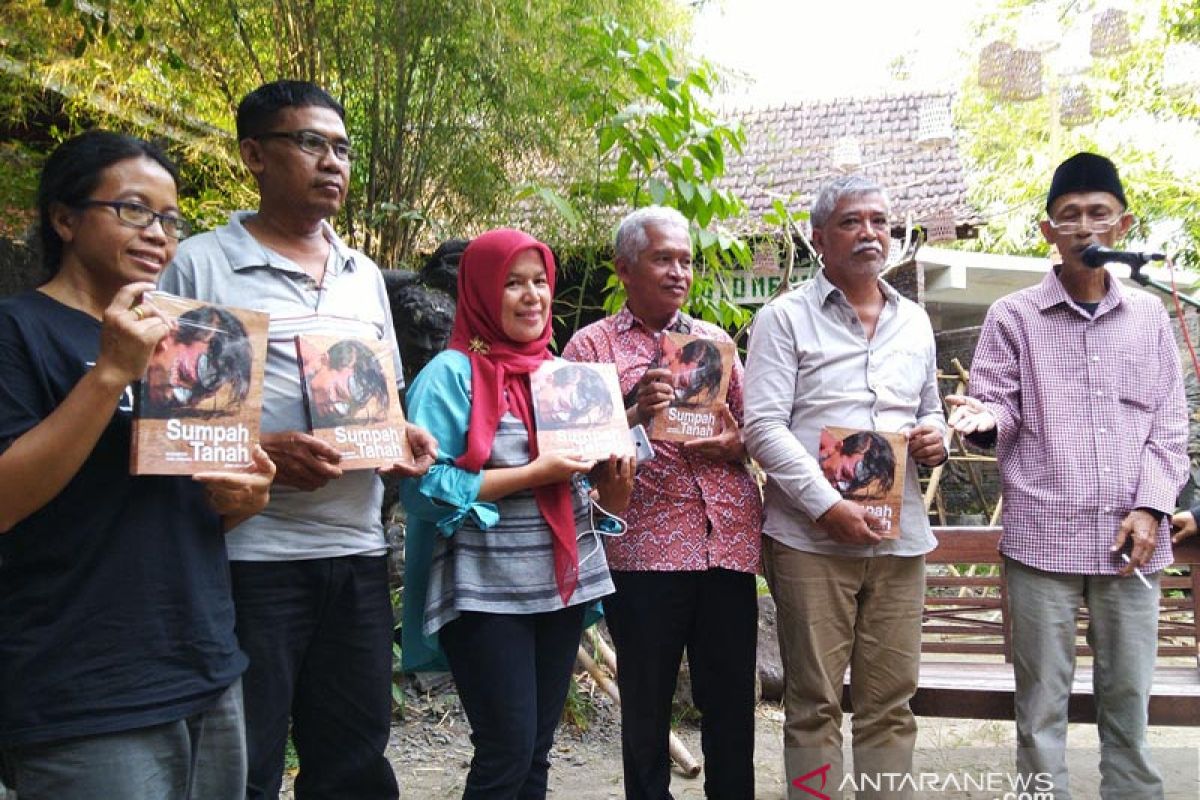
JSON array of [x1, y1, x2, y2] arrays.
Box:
[[577, 633, 702, 778]]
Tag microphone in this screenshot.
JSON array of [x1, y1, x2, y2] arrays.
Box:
[[1080, 244, 1166, 269]]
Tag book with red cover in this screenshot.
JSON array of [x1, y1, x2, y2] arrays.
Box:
[[650, 332, 735, 442], [818, 426, 907, 539], [531, 360, 634, 461], [295, 334, 411, 470], [130, 291, 269, 475]]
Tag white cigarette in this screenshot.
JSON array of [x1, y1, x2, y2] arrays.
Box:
[[1120, 553, 1153, 589]]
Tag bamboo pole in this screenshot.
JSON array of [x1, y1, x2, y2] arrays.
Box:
[[576, 632, 702, 777]]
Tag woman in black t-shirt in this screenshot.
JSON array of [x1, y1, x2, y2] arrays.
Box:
[[0, 131, 274, 800]]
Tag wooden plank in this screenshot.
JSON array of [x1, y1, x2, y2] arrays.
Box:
[[841, 664, 1200, 726], [927, 527, 1003, 564]]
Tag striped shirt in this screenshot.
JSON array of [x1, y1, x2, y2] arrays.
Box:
[[422, 411, 614, 636], [969, 268, 1189, 574], [400, 350, 613, 668]]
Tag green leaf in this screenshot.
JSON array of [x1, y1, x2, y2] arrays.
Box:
[[599, 126, 617, 155], [536, 187, 581, 229], [675, 178, 695, 203], [648, 177, 668, 205]]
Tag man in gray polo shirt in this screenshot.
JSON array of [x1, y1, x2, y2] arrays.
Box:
[[160, 80, 436, 800]]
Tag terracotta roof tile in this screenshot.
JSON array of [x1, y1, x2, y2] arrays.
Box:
[[720, 91, 983, 235]]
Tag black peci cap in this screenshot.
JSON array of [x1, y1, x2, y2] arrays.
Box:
[[1046, 152, 1127, 213]]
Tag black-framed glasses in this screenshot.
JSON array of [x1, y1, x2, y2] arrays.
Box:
[[77, 200, 192, 239], [253, 130, 355, 163], [1047, 217, 1121, 236]]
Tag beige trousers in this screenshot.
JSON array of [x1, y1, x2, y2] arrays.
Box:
[[763, 536, 925, 800]]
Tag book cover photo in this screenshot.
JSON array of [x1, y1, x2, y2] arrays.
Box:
[[131, 292, 269, 475], [650, 332, 735, 442], [296, 334, 412, 470], [531, 360, 634, 461], [818, 427, 908, 539]]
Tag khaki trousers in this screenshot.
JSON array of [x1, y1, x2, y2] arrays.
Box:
[[763, 537, 925, 800]]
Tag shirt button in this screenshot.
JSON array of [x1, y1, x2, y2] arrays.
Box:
[[1095, 390, 1103, 396], [1091, 355, 1100, 362], [1098, 428, 1106, 434], [1103, 506, 1113, 513]]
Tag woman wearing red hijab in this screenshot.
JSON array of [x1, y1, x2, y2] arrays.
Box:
[[401, 229, 633, 799]]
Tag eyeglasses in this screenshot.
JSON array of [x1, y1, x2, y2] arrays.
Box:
[[78, 200, 192, 239], [253, 130, 355, 163], [1046, 217, 1121, 236]]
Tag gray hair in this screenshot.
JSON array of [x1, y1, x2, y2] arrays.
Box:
[[614, 206, 690, 264], [810, 175, 889, 229]]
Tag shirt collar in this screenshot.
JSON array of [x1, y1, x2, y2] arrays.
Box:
[[813, 267, 901, 307], [217, 210, 358, 276], [614, 304, 693, 335], [1034, 267, 1123, 316]]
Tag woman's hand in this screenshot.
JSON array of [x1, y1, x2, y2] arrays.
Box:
[[93, 282, 172, 389], [529, 451, 595, 487], [590, 455, 636, 513], [194, 445, 277, 530]]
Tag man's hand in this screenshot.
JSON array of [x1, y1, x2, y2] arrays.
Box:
[[1112, 508, 1159, 574], [590, 455, 636, 513], [627, 367, 674, 427], [1171, 510, 1198, 545], [906, 424, 946, 467], [682, 405, 745, 462], [194, 445, 276, 525], [945, 394, 996, 435], [260, 431, 343, 491], [379, 423, 439, 479], [816, 500, 884, 546]]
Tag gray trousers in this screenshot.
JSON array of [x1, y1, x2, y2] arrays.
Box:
[[0, 679, 245, 800], [1007, 557, 1163, 800]]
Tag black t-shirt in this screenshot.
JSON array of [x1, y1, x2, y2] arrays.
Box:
[[0, 290, 246, 747]]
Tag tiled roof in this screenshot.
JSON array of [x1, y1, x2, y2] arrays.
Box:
[[720, 91, 984, 235]]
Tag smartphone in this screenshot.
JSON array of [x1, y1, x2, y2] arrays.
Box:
[[630, 423, 656, 464]]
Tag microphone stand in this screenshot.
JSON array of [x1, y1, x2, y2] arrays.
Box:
[[1127, 262, 1200, 311]]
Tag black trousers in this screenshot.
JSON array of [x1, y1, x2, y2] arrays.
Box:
[[230, 556, 398, 800], [438, 605, 587, 800], [604, 568, 758, 800]]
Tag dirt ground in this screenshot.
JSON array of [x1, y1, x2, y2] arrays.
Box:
[[282, 686, 1200, 800]]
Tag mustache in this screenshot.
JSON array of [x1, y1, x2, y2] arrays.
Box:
[[853, 242, 883, 255]]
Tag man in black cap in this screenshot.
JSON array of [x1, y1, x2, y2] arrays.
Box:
[[945, 153, 1188, 798]]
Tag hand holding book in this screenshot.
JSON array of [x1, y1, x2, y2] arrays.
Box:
[[681, 405, 744, 462], [816, 499, 886, 546], [628, 367, 674, 426], [906, 423, 947, 466], [194, 444, 277, 528], [260, 430, 344, 491]]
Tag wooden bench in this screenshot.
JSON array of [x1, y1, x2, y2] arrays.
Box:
[[843, 526, 1200, 726]]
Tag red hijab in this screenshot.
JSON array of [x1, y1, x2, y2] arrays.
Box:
[[448, 229, 579, 604]]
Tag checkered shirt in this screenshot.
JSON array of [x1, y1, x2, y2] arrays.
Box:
[[969, 269, 1189, 575]]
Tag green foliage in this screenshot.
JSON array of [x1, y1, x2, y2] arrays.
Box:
[[954, 0, 1200, 269], [2, 0, 684, 261], [524, 19, 752, 333], [561, 674, 596, 732], [0, 141, 40, 239]]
